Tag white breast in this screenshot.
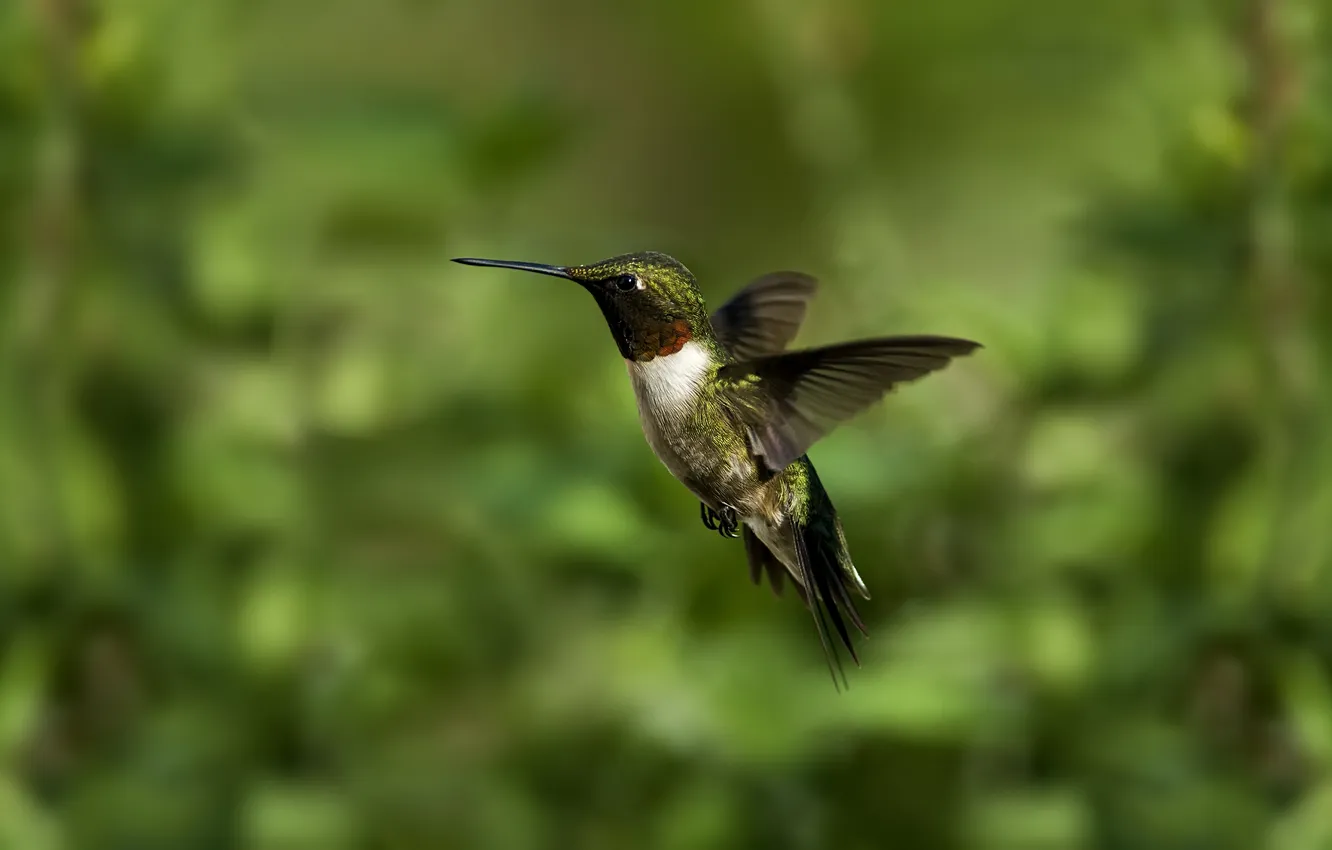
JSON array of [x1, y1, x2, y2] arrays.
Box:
[[625, 340, 712, 413]]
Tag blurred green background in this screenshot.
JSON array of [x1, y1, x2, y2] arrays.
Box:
[[3, 0, 1332, 847]]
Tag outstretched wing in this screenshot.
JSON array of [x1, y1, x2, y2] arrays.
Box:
[[710, 272, 818, 360], [719, 335, 982, 473]]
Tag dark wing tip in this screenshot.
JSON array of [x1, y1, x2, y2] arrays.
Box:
[[943, 337, 983, 355], [875, 335, 983, 355], [751, 270, 819, 294]]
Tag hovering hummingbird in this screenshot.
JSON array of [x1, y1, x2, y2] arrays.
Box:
[[453, 252, 980, 686]]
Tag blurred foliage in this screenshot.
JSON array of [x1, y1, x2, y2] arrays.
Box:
[[2, 0, 1332, 848]]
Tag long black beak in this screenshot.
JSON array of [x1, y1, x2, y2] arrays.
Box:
[[452, 257, 573, 280]]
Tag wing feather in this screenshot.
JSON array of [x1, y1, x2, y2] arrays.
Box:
[[710, 272, 818, 360], [719, 335, 982, 472]]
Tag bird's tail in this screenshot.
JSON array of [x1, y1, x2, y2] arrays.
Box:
[[745, 459, 870, 689], [792, 502, 870, 690]]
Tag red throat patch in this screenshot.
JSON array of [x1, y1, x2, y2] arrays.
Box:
[[633, 319, 693, 361]]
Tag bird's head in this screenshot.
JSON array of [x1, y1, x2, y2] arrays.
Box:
[[452, 251, 710, 361]]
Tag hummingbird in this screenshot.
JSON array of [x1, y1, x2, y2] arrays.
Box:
[[452, 251, 980, 686]]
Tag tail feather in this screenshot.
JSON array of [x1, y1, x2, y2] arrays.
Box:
[[793, 521, 868, 689], [737, 459, 870, 690], [743, 525, 788, 597]]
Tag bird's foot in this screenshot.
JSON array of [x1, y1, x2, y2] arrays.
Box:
[[700, 502, 718, 530], [700, 503, 741, 539], [718, 506, 740, 538]]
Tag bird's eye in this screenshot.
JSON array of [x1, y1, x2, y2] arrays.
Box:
[[615, 274, 641, 293]]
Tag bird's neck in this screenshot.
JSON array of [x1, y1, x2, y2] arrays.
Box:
[[624, 317, 704, 363], [590, 290, 717, 363], [625, 338, 718, 415]]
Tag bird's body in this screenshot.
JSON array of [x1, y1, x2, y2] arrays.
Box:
[[453, 251, 980, 685], [625, 338, 760, 515], [623, 337, 865, 605]]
